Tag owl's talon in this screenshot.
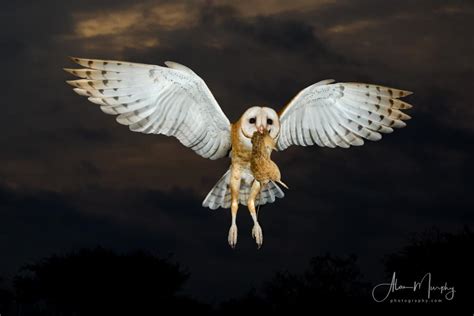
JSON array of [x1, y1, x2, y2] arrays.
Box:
[[228, 224, 238, 248], [252, 224, 263, 248]]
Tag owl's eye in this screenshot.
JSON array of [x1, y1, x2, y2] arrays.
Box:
[[249, 117, 256, 124], [267, 118, 273, 125]]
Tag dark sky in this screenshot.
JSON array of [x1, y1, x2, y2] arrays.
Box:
[[1, 0, 473, 302]]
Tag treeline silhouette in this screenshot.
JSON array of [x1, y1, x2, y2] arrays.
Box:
[[219, 228, 473, 314], [0, 228, 472, 315], [3, 248, 210, 315]]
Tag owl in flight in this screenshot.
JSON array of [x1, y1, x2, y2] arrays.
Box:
[[64, 57, 413, 248]]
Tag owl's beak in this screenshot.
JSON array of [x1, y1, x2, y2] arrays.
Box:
[[257, 125, 265, 134]]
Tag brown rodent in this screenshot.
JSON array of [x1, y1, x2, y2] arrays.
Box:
[[250, 130, 288, 189]]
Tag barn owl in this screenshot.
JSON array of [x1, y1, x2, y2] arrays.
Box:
[[64, 57, 413, 248]]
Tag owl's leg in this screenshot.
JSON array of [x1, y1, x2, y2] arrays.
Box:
[[248, 180, 263, 248], [228, 166, 241, 248]]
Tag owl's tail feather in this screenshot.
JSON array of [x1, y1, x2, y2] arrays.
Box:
[[202, 168, 285, 210]]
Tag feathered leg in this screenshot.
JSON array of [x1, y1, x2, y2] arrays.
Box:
[[228, 165, 241, 248], [248, 180, 264, 248]]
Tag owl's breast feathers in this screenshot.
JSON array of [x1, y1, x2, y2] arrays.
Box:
[[230, 120, 253, 166]]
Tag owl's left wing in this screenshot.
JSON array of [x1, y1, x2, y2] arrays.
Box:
[[64, 57, 231, 160], [277, 80, 413, 150]]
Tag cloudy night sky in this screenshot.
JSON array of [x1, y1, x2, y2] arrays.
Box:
[[1, 0, 473, 302]]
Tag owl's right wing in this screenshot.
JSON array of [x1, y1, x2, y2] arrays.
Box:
[[277, 80, 413, 150], [64, 57, 231, 160]]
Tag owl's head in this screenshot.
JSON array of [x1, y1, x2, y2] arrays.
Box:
[[241, 106, 280, 140]]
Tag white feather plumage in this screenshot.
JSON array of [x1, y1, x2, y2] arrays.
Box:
[[277, 82, 412, 150], [65, 57, 231, 160]]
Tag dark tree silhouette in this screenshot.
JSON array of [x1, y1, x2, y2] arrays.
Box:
[[263, 254, 370, 309], [220, 228, 474, 315], [217, 288, 267, 315], [13, 248, 210, 315], [0, 277, 13, 315], [2, 228, 472, 315], [381, 227, 473, 312], [219, 254, 370, 314]]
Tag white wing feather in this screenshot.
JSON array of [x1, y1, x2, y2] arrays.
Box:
[[65, 57, 231, 160], [277, 81, 413, 150]]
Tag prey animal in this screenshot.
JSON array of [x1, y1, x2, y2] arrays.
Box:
[[251, 130, 288, 190], [64, 57, 413, 248], [248, 130, 289, 247]]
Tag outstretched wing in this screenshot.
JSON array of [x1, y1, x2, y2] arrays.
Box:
[[64, 57, 231, 160], [277, 80, 413, 150]]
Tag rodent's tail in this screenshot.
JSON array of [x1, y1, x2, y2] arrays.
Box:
[[276, 180, 289, 189]]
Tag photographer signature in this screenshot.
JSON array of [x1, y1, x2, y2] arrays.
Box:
[[372, 272, 455, 303]]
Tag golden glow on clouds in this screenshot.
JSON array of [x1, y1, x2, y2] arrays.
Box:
[[68, 0, 343, 53], [149, 3, 196, 29], [143, 37, 160, 48], [71, 3, 198, 52], [435, 4, 472, 15], [221, 0, 336, 16], [75, 10, 141, 38], [73, 3, 197, 38], [72, 0, 335, 39], [326, 19, 380, 34]]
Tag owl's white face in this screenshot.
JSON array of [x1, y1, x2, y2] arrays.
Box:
[[240, 106, 280, 141]]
